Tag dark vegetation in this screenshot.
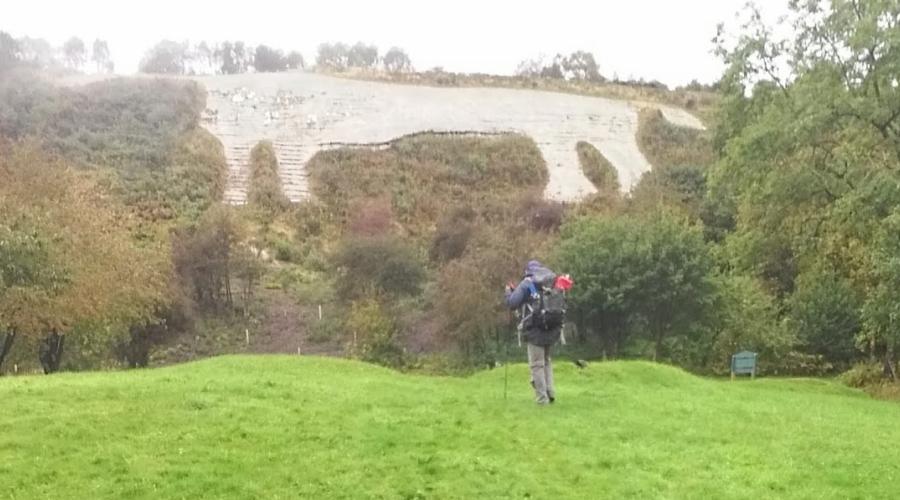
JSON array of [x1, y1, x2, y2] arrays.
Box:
[[576, 141, 619, 192], [247, 141, 288, 213]]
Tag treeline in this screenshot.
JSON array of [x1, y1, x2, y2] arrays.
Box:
[[138, 40, 413, 76], [0, 31, 113, 73], [315, 42, 412, 73], [515, 51, 605, 83], [139, 40, 305, 75], [559, 0, 900, 380]]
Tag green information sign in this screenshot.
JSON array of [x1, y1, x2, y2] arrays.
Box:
[[731, 351, 757, 380]]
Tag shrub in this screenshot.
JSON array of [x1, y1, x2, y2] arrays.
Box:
[[247, 140, 288, 214], [517, 195, 564, 232], [332, 236, 426, 301], [840, 363, 887, 388], [430, 207, 475, 262], [347, 299, 405, 367], [348, 198, 393, 237]]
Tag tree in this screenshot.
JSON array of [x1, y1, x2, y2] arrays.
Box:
[[709, 0, 900, 371], [233, 41, 248, 73], [218, 41, 237, 74], [286, 51, 305, 70], [787, 266, 861, 367], [382, 47, 412, 74], [0, 144, 167, 373], [563, 50, 603, 82], [62, 37, 86, 70], [557, 214, 714, 359], [139, 40, 187, 74], [0, 31, 20, 71], [316, 42, 349, 70], [332, 236, 425, 302], [172, 206, 243, 312], [91, 39, 110, 73], [16, 37, 57, 69], [348, 42, 378, 68], [254, 45, 286, 72]]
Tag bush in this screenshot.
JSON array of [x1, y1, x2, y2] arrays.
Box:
[[430, 207, 475, 262], [518, 195, 564, 232], [348, 198, 393, 237], [332, 236, 426, 301], [840, 363, 886, 388], [248, 140, 288, 213], [347, 299, 405, 367]]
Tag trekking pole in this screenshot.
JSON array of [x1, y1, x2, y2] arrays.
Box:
[[504, 312, 513, 401]]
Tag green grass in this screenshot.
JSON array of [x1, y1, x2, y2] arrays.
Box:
[[2, 357, 898, 499]]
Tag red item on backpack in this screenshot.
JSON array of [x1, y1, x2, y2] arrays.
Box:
[[554, 274, 573, 291]]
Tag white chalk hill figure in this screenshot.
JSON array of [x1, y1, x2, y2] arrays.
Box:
[[196, 72, 704, 204]]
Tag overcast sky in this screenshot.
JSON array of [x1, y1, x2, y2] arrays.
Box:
[[3, 0, 790, 87]]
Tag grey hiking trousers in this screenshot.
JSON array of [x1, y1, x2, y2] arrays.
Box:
[[527, 343, 555, 404]]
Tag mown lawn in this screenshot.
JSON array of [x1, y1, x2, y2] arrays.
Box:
[[2, 356, 898, 499]]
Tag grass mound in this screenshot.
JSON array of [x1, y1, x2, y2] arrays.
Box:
[[2, 356, 898, 498]]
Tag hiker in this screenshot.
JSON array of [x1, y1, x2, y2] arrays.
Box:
[[505, 260, 566, 405]]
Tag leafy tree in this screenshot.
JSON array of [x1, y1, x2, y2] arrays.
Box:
[[254, 45, 286, 72], [710, 0, 900, 372], [787, 266, 861, 367], [172, 206, 243, 312], [563, 50, 603, 82], [62, 36, 86, 69], [218, 41, 237, 74], [557, 214, 714, 359], [0, 144, 167, 373], [0, 31, 20, 71], [348, 42, 378, 68], [233, 41, 248, 72], [286, 51, 305, 69], [316, 42, 350, 70], [139, 40, 187, 74], [91, 39, 111, 73], [15, 37, 57, 69], [332, 236, 425, 302], [382, 47, 412, 74]]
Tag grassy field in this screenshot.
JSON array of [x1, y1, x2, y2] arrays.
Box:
[[2, 357, 898, 499]]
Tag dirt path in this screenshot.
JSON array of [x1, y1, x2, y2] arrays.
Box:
[[250, 288, 343, 356], [194, 71, 704, 204]]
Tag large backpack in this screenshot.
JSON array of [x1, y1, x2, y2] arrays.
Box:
[[527, 277, 567, 331]]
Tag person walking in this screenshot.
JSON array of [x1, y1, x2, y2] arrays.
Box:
[[505, 260, 564, 405]]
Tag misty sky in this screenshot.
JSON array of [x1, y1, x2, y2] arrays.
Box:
[[4, 0, 790, 86]]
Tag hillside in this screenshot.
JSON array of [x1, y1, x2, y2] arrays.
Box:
[[193, 71, 704, 204], [2, 357, 898, 499]]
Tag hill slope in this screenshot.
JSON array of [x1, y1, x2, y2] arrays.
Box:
[[2, 357, 898, 499]]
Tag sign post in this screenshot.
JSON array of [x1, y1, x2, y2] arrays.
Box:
[[731, 351, 757, 381]]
